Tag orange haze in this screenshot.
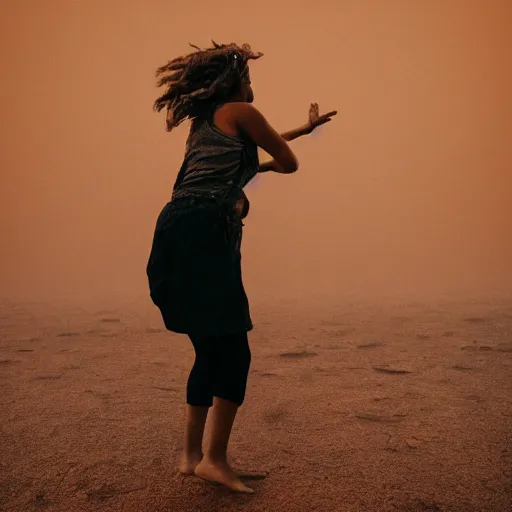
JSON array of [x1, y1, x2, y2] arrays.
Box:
[[1, 0, 511, 304]]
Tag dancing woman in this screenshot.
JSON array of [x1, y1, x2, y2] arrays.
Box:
[[147, 41, 336, 493]]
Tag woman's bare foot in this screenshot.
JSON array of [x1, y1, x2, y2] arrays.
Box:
[[194, 457, 254, 493], [179, 452, 203, 475]]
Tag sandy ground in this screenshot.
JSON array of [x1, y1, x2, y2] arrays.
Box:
[[0, 296, 511, 512]]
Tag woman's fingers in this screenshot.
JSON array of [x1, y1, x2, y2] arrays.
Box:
[[316, 112, 337, 123], [309, 104, 337, 128], [313, 113, 336, 125]]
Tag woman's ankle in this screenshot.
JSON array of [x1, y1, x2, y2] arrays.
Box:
[[183, 449, 203, 459], [204, 451, 229, 465]]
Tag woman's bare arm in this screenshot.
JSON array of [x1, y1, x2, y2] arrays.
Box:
[[231, 103, 299, 173], [280, 104, 338, 141], [280, 126, 310, 142], [258, 159, 288, 173], [229, 102, 337, 174]]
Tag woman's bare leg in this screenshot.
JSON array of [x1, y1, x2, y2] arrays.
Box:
[[179, 405, 209, 474], [194, 397, 253, 493]]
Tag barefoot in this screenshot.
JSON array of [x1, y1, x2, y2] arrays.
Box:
[[194, 457, 254, 493], [179, 452, 203, 475]]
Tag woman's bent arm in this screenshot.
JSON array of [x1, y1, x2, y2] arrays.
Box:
[[231, 103, 299, 173]]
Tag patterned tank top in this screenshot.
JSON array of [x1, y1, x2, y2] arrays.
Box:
[[171, 113, 259, 206]]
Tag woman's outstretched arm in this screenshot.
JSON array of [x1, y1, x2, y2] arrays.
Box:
[[280, 125, 311, 142], [261, 105, 337, 172], [232, 102, 337, 174], [281, 104, 338, 141]]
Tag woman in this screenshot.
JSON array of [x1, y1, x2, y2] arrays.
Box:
[[146, 41, 336, 493]]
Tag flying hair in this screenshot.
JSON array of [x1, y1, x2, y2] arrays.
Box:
[[153, 40, 263, 131]]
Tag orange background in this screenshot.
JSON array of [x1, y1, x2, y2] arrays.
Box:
[[1, 0, 511, 302]]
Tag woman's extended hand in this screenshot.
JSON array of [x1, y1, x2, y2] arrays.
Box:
[[306, 103, 337, 134]]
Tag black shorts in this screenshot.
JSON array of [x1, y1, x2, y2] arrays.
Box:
[[146, 197, 253, 338]]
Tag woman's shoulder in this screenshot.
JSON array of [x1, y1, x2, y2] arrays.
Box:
[[212, 103, 254, 140], [215, 103, 267, 141], [217, 102, 260, 119]]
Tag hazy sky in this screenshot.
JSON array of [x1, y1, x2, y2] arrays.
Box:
[[1, 0, 511, 302]]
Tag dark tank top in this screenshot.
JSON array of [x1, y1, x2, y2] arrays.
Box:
[[171, 113, 259, 207]]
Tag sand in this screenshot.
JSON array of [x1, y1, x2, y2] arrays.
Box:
[[0, 295, 511, 512]]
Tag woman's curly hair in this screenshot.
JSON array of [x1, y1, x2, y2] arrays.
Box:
[[153, 41, 263, 132]]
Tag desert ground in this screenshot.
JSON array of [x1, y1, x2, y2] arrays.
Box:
[[1, 295, 511, 511]]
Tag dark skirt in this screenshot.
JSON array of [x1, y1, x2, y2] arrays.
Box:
[[146, 196, 253, 338]]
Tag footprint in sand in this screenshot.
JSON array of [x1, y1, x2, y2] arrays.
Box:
[[86, 329, 104, 335], [405, 438, 423, 449], [152, 386, 178, 392], [460, 345, 493, 352], [33, 494, 50, 506], [76, 461, 145, 500], [452, 365, 475, 371], [84, 390, 112, 400], [323, 329, 353, 338], [397, 498, 441, 511], [463, 395, 484, 402], [264, 407, 289, 424], [416, 334, 430, 340], [33, 374, 63, 381], [373, 367, 411, 375], [357, 413, 407, 423], [357, 342, 383, 349], [442, 331, 455, 337], [0, 359, 18, 366], [320, 320, 345, 327], [18, 337, 41, 343], [62, 364, 81, 371], [464, 317, 488, 323], [279, 351, 318, 359]]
